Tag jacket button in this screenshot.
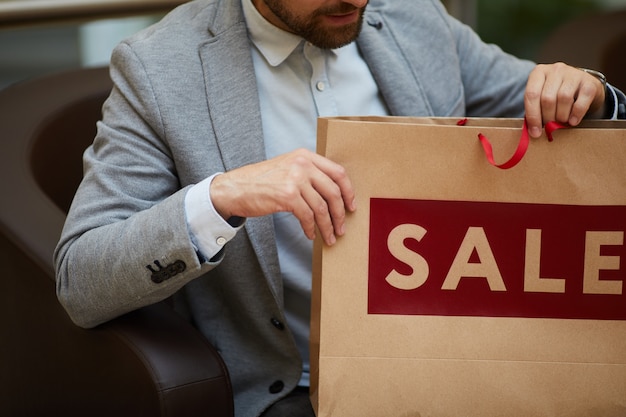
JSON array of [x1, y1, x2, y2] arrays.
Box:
[[270, 317, 285, 330], [170, 260, 186, 274], [269, 380, 284, 394], [146, 260, 186, 283]]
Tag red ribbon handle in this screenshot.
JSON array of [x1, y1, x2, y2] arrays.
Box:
[[545, 120, 569, 141], [475, 118, 569, 170]]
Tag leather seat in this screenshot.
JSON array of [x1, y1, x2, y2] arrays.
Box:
[[0, 66, 234, 417]]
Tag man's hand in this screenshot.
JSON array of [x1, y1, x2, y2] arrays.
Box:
[[210, 148, 356, 246], [525, 63, 606, 138]]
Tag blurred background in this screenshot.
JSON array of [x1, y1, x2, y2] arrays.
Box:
[[0, 0, 625, 89]]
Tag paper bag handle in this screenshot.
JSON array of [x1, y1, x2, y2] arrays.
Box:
[[463, 118, 569, 169]]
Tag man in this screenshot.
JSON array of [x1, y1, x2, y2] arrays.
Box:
[[54, 0, 625, 416]]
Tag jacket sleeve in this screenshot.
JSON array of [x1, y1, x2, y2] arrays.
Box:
[[607, 84, 626, 119], [53, 42, 220, 328]]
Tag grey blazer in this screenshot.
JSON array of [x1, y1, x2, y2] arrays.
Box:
[[54, 0, 535, 415]]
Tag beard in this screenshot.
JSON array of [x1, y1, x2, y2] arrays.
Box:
[[262, 0, 367, 49]]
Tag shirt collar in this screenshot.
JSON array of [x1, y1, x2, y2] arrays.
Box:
[[241, 0, 337, 67], [241, 0, 302, 66]]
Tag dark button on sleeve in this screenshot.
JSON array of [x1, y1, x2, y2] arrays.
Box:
[[170, 260, 186, 274], [146, 260, 186, 283], [269, 380, 284, 394]]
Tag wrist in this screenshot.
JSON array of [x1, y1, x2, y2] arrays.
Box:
[[209, 173, 235, 221], [578, 68, 607, 118], [578, 68, 607, 90]]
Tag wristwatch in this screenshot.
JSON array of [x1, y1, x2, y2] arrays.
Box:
[[578, 67, 607, 90]]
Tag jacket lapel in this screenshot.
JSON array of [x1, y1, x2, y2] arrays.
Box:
[[199, 18, 283, 300], [357, 9, 433, 117]]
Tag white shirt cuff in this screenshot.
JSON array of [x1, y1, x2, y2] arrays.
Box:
[[185, 174, 244, 261]]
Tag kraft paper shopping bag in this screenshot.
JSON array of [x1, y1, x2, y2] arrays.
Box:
[[311, 116, 626, 417]]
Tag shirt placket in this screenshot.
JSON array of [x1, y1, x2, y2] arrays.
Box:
[[303, 42, 338, 117]]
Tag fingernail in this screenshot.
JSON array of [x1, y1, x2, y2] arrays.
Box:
[[569, 116, 579, 126], [530, 127, 542, 138], [328, 234, 336, 245]]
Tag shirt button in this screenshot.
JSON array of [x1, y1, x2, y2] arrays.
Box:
[[216, 236, 227, 246], [269, 380, 284, 394], [316, 81, 325, 92]]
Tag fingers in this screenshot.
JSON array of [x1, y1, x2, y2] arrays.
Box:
[[524, 65, 549, 137], [525, 63, 605, 138], [289, 150, 356, 246], [296, 183, 337, 244], [308, 151, 357, 212], [210, 149, 356, 246], [568, 80, 598, 126]]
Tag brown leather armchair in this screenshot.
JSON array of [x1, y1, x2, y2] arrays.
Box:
[[0, 67, 234, 417]]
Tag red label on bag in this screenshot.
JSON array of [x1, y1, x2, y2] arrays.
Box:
[[368, 198, 626, 320]]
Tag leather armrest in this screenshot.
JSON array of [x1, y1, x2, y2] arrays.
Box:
[[0, 232, 233, 417], [103, 302, 234, 416]]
